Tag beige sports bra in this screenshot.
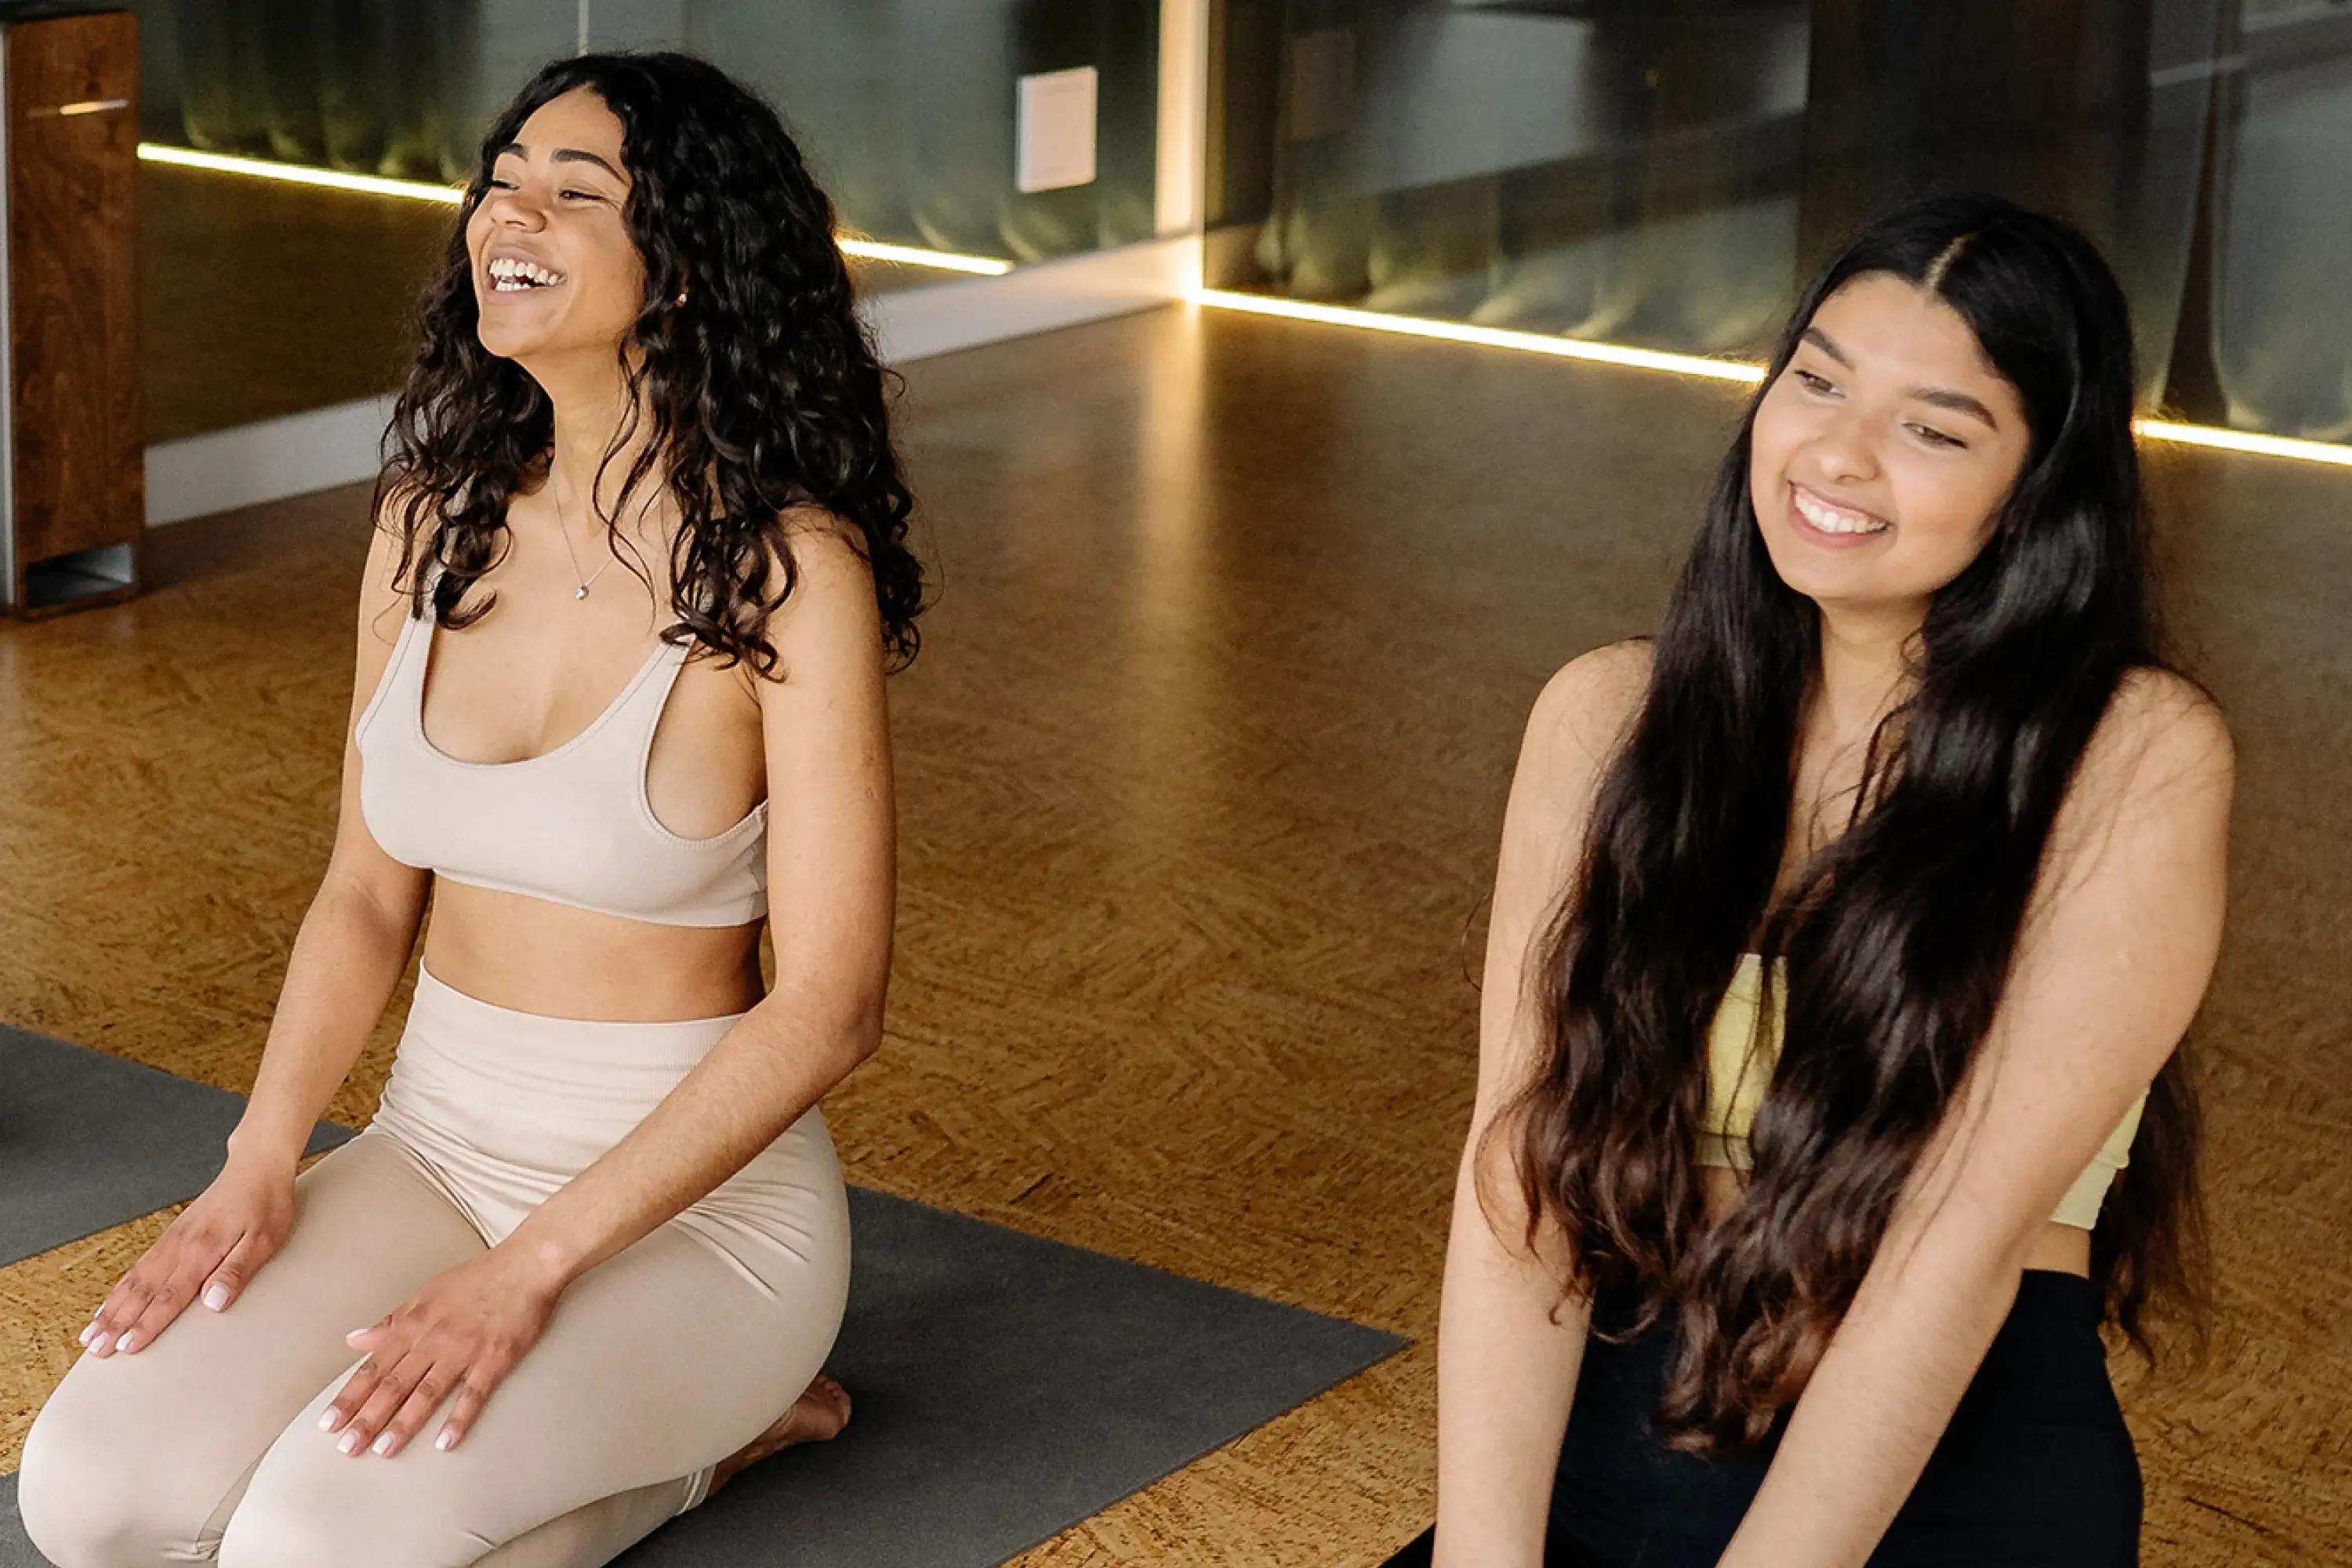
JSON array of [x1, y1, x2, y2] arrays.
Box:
[[354, 599, 768, 927]]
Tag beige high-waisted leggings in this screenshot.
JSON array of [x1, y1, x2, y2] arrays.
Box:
[[19, 968, 852, 1568]]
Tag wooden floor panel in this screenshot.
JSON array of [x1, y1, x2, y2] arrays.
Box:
[[2, 304, 2348, 1563]]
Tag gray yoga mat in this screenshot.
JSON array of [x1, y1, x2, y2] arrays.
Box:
[[0, 1029, 1406, 1566], [613, 1185, 1404, 1567], [0, 1023, 353, 1268]]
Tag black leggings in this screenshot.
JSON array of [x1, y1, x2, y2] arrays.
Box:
[[1386, 1270, 2141, 1567]]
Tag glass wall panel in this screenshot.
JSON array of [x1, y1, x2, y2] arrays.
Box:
[[2208, 3, 2352, 441], [1214, 1, 2352, 445], [617, 3, 1162, 266], [129, 0, 568, 441], [127, 2, 1161, 442]]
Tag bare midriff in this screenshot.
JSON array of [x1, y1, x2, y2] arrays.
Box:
[[420, 883, 765, 1022]]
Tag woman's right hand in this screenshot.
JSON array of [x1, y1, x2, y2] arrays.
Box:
[[79, 1152, 296, 1358]]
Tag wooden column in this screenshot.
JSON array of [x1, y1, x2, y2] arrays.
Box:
[[2, 5, 140, 616]]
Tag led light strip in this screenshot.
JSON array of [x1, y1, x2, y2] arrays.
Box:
[[133, 142, 1012, 276], [139, 141, 464, 203], [833, 239, 1010, 276], [1196, 288, 1768, 384], [1194, 288, 2352, 469], [2132, 418, 2352, 467]]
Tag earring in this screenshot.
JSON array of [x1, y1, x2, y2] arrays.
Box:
[[674, 289, 688, 307]]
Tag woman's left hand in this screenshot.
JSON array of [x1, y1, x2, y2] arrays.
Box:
[[321, 1247, 563, 1458]]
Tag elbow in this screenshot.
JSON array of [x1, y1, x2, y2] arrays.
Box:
[[837, 1007, 885, 1071], [308, 867, 425, 957], [757, 956, 886, 1074], [769, 975, 884, 1078], [826, 971, 887, 1069]]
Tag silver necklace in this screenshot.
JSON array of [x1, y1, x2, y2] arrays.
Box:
[[555, 507, 615, 601]]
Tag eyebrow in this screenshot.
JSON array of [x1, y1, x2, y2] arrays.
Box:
[[1798, 326, 2001, 430], [493, 142, 627, 183]]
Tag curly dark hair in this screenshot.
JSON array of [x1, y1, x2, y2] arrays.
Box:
[[374, 51, 923, 671], [1497, 194, 2207, 1454]]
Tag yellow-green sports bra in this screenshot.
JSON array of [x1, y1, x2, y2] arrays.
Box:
[[1698, 955, 2146, 1230]]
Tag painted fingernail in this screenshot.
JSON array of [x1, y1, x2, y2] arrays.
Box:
[[435, 1430, 456, 1451], [87, 1333, 112, 1356], [372, 1432, 396, 1457], [339, 1428, 365, 1455], [203, 1284, 230, 1312], [319, 1409, 342, 1432], [77, 1323, 96, 1346], [114, 1332, 137, 1354]]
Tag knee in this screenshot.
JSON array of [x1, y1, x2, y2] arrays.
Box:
[[16, 1386, 216, 1568], [219, 1491, 456, 1568], [215, 1497, 346, 1568]]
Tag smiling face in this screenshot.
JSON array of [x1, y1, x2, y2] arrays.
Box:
[[1748, 272, 2034, 624], [466, 87, 646, 368]]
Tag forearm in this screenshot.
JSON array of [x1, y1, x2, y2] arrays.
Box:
[[1432, 1164, 1588, 1568], [227, 875, 422, 1174], [1720, 1242, 2024, 1567], [499, 980, 876, 1290]]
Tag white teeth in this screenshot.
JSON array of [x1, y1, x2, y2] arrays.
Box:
[[486, 256, 564, 290], [1791, 488, 1889, 536]]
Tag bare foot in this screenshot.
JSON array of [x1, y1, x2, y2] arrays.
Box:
[[708, 1374, 852, 1497]]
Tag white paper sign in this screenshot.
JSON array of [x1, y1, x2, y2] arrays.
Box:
[[1017, 67, 1099, 194]]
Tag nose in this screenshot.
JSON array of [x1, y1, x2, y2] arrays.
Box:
[[479, 182, 547, 232], [1804, 404, 1880, 488]]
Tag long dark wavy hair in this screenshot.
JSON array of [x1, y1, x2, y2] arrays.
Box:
[[1499, 194, 2206, 1453], [375, 52, 922, 670]]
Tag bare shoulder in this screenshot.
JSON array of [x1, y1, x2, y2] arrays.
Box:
[[2045, 666, 2234, 893], [742, 508, 884, 691], [2074, 667, 2234, 818], [2105, 666, 2232, 768], [1523, 640, 1653, 784], [355, 514, 419, 654], [775, 506, 878, 595], [1497, 640, 1652, 876]]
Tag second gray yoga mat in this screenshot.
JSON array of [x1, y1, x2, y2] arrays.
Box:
[[612, 1185, 1404, 1566], [0, 1023, 352, 1268]]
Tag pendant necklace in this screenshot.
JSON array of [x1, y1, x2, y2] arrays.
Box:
[[555, 504, 614, 601]]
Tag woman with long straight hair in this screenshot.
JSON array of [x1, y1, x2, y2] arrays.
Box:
[[1394, 194, 2233, 1566], [22, 53, 918, 1566]]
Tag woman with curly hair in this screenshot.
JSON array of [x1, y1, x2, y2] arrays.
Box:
[[1394, 195, 2233, 1566], [22, 53, 919, 1567]]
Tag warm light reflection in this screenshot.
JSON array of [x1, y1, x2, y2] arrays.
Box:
[[2132, 419, 2352, 467], [833, 238, 1011, 276], [134, 143, 1014, 276], [1194, 288, 1769, 384], [1196, 289, 2352, 470], [138, 142, 464, 203]]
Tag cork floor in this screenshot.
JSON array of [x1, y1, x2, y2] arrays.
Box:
[[5, 303, 2350, 1564]]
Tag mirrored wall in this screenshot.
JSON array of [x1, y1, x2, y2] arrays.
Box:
[[1211, 0, 2352, 444], [127, 1, 1164, 441]]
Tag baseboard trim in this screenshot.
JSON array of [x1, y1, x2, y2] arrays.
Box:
[[864, 234, 1199, 364], [145, 395, 396, 526]]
